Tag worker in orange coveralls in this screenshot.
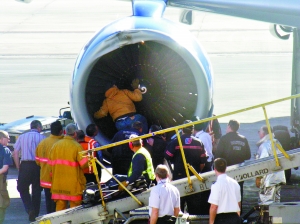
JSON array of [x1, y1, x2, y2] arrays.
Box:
[[49, 123, 88, 211]]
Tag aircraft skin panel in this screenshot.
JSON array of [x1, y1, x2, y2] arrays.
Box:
[[133, 0, 166, 17], [168, 0, 300, 27]]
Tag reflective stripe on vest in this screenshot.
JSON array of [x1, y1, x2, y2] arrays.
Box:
[[79, 140, 95, 174], [128, 147, 155, 180]]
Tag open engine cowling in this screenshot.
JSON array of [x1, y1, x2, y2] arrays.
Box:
[[71, 10, 213, 145]]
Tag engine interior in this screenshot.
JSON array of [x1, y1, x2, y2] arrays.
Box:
[[86, 41, 198, 139]]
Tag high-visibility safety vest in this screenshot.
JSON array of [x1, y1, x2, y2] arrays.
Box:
[[128, 147, 155, 180], [79, 136, 97, 174]]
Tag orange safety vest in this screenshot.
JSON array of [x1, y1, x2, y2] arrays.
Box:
[[79, 136, 97, 174]]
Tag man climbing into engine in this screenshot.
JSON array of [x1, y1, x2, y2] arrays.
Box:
[[94, 78, 148, 134]]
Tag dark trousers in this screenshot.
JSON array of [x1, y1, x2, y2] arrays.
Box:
[[112, 159, 131, 175], [202, 161, 212, 173], [43, 188, 55, 214], [181, 193, 202, 215], [17, 161, 42, 216], [157, 216, 176, 224], [239, 181, 244, 214], [197, 162, 212, 215], [149, 216, 176, 224], [214, 212, 241, 224], [199, 190, 211, 215], [84, 163, 102, 184]]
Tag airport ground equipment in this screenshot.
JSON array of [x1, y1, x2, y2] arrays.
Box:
[[32, 147, 300, 224], [0, 106, 73, 152], [269, 202, 300, 224]]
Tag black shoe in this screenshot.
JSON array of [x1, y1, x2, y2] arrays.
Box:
[[29, 210, 36, 222]]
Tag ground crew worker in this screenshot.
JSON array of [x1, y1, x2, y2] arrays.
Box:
[[206, 114, 222, 155], [118, 134, 155, 190], [214, 119, 251, 213], [49, 123, 88, 211], [145, 125, 167, 172], [94, 79, 148, 133], [149, 164, 180, 224], [76, 130, 101, 184], [191, 116, 213, 215], [35, 121, 63, 214], [208, 158, 241, 224], [85, 123, 103, 174], [110, 121, 143, 175], [256, 125, 286, 205], [165, 120, 206, 215], [0, 131, 13, 224], [13, 120, 46, 222]]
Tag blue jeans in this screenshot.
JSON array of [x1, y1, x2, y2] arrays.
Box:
[[115, 114, 148, 134]]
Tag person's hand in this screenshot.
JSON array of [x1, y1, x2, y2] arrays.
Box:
[[255, 177, 261, 188], [118, 181, 129, 191], [131, 79, 139, 89]]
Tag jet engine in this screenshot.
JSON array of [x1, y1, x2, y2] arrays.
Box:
[[70, 2, 213, 145]]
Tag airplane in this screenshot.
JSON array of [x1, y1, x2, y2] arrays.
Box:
[[9, 0, 300, 223], [66, 0, 300, 146]]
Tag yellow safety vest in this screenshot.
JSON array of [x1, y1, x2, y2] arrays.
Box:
[[128, 147, 155, 180]]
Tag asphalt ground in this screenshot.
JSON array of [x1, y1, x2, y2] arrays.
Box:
[[0, 0, 298, 223]]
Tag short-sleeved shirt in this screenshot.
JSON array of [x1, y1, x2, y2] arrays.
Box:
[[14, 129, 46, 161], [195, 130, 213, 162], [208, 174, 241, 214], [0, 144, 13, 175], [149, 179, 180, 217]]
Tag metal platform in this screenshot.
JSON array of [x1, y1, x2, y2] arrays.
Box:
[[33, 148, 300, 224]]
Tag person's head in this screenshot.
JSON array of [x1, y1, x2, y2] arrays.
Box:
[[149, 124, 161, 133], [76, 130, 85, 142], [30, 120, 43, 132], [86, 123, 98, 137], [191, 116, 206, 132], [258, 125, 272, 139], [214, 158, 227, 174], [51, 121, 63, 136], [0, 131, 10, 146], [65, 123, 78, 139], [132, 121, 143, 133], [182, 120, 194, 135], [227, 119, 239, 133], [128, 134, 142, 151], [155, 164, 169, 180]]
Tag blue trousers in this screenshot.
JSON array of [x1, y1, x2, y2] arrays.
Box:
[[115, 114, 148, 134]]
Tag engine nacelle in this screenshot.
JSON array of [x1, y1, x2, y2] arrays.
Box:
[[71, 14, 213, 145]]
